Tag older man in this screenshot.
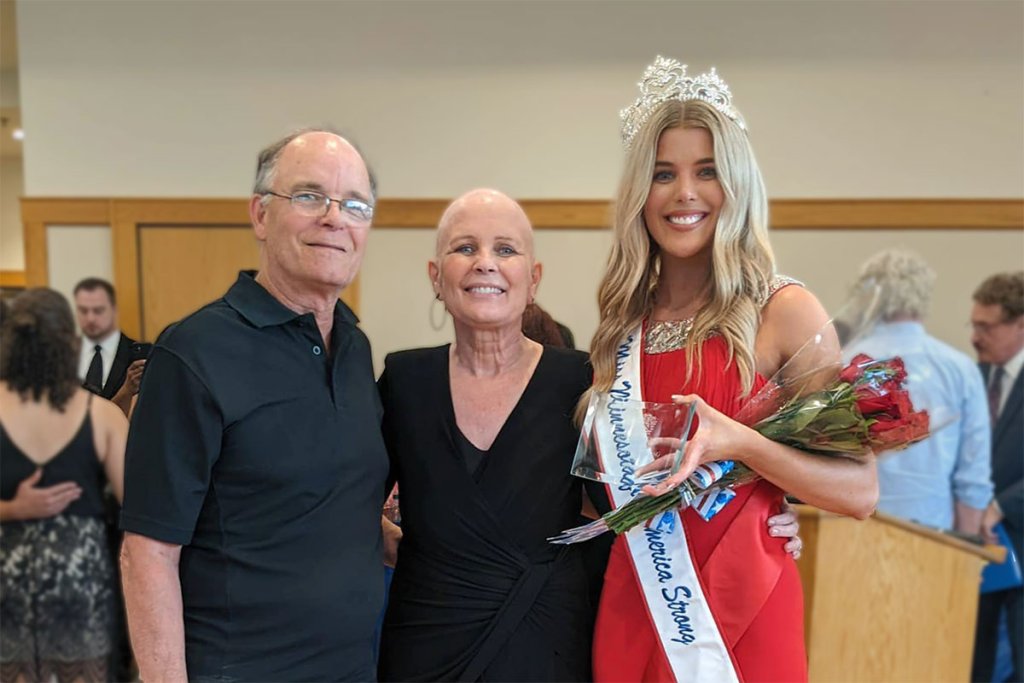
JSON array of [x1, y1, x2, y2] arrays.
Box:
[[120, 129, 389, 681], [970, 271, 1024, 683], [843, 250, 992, 533]]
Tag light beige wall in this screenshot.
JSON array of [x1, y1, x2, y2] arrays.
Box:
[[14, 0, 1024, 364], [46, 225, 112, 314], [17, 1, 1023, 199], [359, 229, 451, 372], [772, 229, 1024, 356], [0, 157, 22, 269]]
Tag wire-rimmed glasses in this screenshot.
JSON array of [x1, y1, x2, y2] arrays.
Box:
[[263, 190, 374, 223]]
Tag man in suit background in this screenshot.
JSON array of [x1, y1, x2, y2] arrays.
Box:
[[970, 271, 1023, 683], [73, 277, 144, 417]]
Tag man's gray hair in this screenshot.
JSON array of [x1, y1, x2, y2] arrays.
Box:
[[252, 126, 378, 203], [853, 249, 936, 320]]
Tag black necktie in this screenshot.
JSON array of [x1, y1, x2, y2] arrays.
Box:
[[85, 344, 104, 391], [988, 365, 1004, 425]]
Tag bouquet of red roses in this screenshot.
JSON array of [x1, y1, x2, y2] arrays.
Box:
[[550, 352, 931, 543], [753, 353, 930, 454]]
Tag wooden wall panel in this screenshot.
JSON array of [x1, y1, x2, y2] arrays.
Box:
[[139, 226, 261, 340], [771, 198, 1023, 230], [21, 198, 112, 288], [0, 270, 27, 288], [137, 225, 360, 340]]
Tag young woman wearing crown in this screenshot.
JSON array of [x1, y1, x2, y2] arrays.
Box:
[[584, 57, 879, 682]]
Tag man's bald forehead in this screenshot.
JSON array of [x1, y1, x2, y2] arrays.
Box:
[[253, 127, 378, 200], [279, 132, 363, 169], [288, 130, 353, 153], [436, 188, 533, 255]]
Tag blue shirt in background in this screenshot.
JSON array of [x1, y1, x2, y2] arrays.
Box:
[[845, 320, 993, 529]]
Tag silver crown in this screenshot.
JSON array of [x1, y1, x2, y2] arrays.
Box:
[[620, 56, 745, 148]]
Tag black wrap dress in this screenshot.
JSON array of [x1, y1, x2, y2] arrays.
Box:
[[377, 345, 605, 682]]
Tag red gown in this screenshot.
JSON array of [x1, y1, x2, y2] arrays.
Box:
[[592, 334, 808, 683]]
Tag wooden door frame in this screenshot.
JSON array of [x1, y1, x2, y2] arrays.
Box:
[[23, 198, 252, 339]]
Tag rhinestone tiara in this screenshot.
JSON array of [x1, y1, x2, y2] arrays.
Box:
[[620, 56, 745, 149]]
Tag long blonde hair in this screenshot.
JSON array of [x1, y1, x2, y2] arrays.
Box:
[[582, 100, 776, 417]]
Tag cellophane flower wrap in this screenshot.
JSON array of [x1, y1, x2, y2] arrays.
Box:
[[551, 287, 935, 545]]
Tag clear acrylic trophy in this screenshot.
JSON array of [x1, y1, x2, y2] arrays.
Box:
[[571, 392, 697, 487]]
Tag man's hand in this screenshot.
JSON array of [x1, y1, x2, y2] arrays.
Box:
[[981, 499, 1004, 545], [112, 359, 146, 417], [954, 501, 985, 536], [382, 517, 403, 568], [0, 468, 82, 521], [122, 359, 146, 395]]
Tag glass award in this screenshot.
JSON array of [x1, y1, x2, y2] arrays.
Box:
[[571, 391, 697, 487]]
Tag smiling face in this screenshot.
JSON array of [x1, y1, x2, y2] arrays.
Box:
[[250, 132, 373, 297], [429, 190, 541, 332], [642, 126, 725, 265]]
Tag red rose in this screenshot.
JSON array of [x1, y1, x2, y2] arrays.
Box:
[[738, 381, 787, 426], [869, 409, 930, 450], [840, 354, 874, 384], [893, 389, 914, 418], [884, 357, 908, 384], [856, 392, 897, 418], [869, 414, 896, 434]]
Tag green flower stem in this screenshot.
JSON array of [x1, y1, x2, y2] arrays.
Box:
[[600, 462, 758, 536], [605, 489, 682, 534]]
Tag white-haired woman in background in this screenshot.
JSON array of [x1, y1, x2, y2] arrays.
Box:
[[843, 249, 991, 535]]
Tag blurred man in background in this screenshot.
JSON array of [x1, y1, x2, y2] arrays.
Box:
[[970, 271, 1023, 683], [73, 278, 144, 417]]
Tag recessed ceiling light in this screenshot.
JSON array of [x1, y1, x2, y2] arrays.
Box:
[[12, 128, 24, 140]]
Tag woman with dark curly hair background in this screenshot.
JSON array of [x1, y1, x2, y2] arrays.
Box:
[[0, 288, 128, 682]]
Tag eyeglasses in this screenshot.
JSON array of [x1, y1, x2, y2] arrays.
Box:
[[968, 320, 1010, 336], [263, 190, 375, 223]]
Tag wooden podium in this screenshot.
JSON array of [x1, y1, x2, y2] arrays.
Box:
[[795, 505, 1006, 682]]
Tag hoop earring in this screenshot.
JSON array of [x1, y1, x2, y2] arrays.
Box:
[[429, 294, 447, 331]]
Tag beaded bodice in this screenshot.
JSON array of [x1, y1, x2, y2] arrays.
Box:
[[644, 275, 802, 354]]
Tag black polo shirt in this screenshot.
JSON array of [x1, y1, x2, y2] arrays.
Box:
[[121, 271, 389, 681]]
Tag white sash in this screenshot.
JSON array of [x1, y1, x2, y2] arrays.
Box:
[[602, 327, 739, 682]]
